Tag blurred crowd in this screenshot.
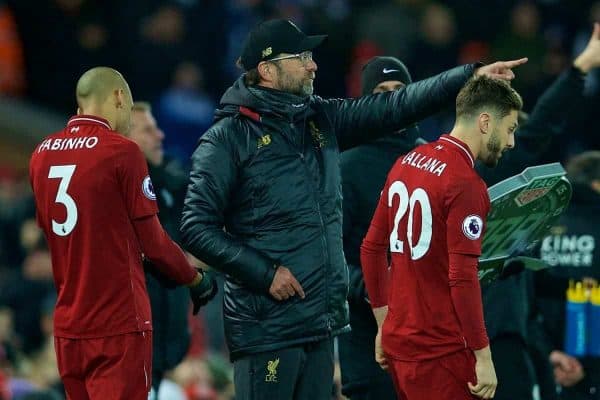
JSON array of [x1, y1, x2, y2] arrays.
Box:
[[0, 0, 599, 399]]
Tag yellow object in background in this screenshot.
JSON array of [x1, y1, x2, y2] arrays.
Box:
[[591, 285, 600, 306], [566, 280, 588, 303]]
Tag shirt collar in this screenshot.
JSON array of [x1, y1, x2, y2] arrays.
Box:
[[67, 115, 112, 130], [439, 134, 475, 168]]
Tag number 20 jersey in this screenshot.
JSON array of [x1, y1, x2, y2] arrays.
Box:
[[29, 115, 158, 339], [371, 134, 490, 361]]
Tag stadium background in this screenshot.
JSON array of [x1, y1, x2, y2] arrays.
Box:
[[0, 0, 599, 399]]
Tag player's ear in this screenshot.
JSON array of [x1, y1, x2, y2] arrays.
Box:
[[478, 112, 490, 134], [114, 88, 124, 109], [258, 61, 273, 82]]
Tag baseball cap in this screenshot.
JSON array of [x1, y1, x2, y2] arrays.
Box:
[[239, 19, 327, 71], [361, 56, 412, 95]]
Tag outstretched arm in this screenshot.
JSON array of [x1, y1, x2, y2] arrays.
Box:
[[474, 58, 528, 80], [322, 58, 527, 151], [521, 24, 600, 147], [477, 25, 599, 185]]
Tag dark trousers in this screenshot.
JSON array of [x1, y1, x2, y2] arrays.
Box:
[[491, 335, 535, 400], [347, 374, 397, 400], [233, 338, 334, 400]]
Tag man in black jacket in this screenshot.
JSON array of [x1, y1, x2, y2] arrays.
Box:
[[180, 19, 525, 400], [128, 102, 193, 398], [339, 56, 420, 400]]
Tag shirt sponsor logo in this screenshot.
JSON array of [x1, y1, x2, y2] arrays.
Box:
[[142, 176, 156, 201], [462, 215, 483, 240]]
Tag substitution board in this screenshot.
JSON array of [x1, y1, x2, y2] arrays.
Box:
[[479, 163, 572, 284]]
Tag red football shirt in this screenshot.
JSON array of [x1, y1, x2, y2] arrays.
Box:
[[29, 115, 158, 338], [362, 134, 490, 361]]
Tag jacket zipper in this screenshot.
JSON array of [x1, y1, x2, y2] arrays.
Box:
[[292, 120, 332, 332]]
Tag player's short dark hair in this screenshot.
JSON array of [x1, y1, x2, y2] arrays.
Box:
[[566, 151, 600, 185], [456, 76, 523, 120]]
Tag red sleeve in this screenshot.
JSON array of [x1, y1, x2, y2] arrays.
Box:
[[29, 159, 43, 228], [118, 142, 159, 220], [449, 253, 489, 350], [446, 179, 490, 256], [133, 215, 197, 285], [360, 186, 391, 308]]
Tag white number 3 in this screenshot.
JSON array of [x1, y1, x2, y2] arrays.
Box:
[[388, 180, 432, 260], [48, 165, 78, 236]]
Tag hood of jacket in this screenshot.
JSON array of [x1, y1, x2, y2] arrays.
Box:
[[215, 75, 314, 124]]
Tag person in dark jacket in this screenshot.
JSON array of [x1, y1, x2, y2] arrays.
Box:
[[128, 102, 193, 397], [339, 56, 421, 400], [534, 151, 600, 400], [180, 19, 526, 400]]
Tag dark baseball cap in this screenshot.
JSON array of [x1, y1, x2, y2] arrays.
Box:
[[361, 56, 412, 95], [239, 19, 327, 71]]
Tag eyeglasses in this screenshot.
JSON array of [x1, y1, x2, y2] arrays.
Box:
[[269, 51, 313, 65]]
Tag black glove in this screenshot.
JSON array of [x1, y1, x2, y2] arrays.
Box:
[[189, 269, 218, 314]]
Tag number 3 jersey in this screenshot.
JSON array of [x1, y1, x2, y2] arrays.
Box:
[[361, 134, 490, 361], [29, 115, 158, 338]]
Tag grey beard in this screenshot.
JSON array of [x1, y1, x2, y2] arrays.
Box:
[[301, 81, 314, 96]]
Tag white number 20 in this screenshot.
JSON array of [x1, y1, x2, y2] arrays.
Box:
[[388, 181, 432, 260], [48, 165, 78, 236]]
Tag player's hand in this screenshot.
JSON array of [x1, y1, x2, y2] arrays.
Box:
[[189, 269, 218, 314], [574, 23, 600, 73], [475, 58, 528, 81], [375, 329, 388, 370], [550, 350, 585, 387], [269, 266, 305, 301], [469, 347, 497, 399]]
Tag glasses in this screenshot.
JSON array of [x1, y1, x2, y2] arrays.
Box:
[[269, 51, 313, 65]]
